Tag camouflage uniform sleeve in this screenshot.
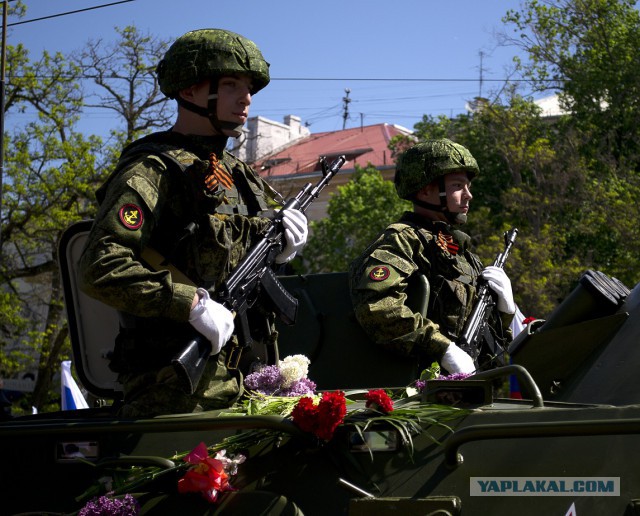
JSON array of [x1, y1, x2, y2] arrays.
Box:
[[349, 227, 452, 361], [78, 155, 196, 321]]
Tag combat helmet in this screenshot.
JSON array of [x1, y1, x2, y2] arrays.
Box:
[[394, 139, 479, 200], [157, 29, 270, 97], [156, 28, 270, 135], [394, 139, 479, 224]]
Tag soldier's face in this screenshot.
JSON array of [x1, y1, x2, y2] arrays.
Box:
[[443, 171, 473, 214], [215, 74, 252, 129], [419, 171, 472, 221], [177, 75, 252, 136]]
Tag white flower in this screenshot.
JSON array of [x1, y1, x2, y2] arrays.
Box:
[[405, 386, 419, 397], [215, 449, 246, 476], [278, 354, 310, 388]]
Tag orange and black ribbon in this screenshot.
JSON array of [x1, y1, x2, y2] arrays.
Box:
[[436, 231, 459, 255], [204, 152, 234, 191]]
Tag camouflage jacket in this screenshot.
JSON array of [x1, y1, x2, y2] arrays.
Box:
[[349, 211, 509, 368], [78, 131, 282, 388]]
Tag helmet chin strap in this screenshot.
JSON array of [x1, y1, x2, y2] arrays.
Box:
[[413, 176, 467, 225], [175, 80, 243, 137]]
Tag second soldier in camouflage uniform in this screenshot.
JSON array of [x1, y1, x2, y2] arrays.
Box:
[[349, 139, 514, 375], [79, 29, 308, 417]]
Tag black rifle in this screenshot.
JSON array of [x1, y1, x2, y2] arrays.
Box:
[[458, 227, 518, 364], [172, 155, 346, 393]]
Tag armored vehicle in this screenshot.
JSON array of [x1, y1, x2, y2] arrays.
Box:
[[1, 220, 640, 515]]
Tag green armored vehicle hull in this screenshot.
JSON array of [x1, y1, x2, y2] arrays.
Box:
[[4, 396, 640, 515], [1, 221, 639, 515]]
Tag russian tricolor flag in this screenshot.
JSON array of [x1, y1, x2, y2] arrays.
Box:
[[509, 306, 527, 399], [61, 360, 89, 410]]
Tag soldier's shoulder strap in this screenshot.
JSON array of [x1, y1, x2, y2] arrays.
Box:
[[97, 134, 197, 203], [386, 220, 439, 247], [119, 134, 198, 174]]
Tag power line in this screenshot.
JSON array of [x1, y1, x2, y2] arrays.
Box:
[[272, 77, 535, 83], [7, 0, 135, 27], [3, 73, 541, 85]]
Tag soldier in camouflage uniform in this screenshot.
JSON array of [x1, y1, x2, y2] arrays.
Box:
[[79, 29, 308, 417], [349, 139, 514, 375]]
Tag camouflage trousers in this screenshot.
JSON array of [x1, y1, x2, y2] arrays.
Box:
[[116, 355, 242, 418]]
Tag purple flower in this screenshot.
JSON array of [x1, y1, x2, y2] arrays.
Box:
[[438, 372, 472, 381], [280, 377, 317, 397], [244, 365, 283, 395], [79, 493, 139, 515], [244, 355, 317, 397], [244, 362, 316, 397]]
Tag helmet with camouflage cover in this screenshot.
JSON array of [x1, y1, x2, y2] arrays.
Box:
[[394, 139, 479, 200], [156, 28, 270, 98]]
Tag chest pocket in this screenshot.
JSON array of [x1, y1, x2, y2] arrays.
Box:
[[226, 154, 279, 212], [190, 170, 274, 288], [428, 247, 478, 339]]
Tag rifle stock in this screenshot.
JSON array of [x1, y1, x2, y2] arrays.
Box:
[[458, 228, 518, 364], [172, 155, 346, 393]]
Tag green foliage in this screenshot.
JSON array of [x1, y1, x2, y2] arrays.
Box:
[[420, 362, 441, 381], [1, 21, 171, 413], [1, 39, 98, 411], [303, 164, 411, 272], [498, 0, 640, 301], [503, 0, 640, 168]]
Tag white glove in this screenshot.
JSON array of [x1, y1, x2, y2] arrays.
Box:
[[481, 265, 516, 314], [275, 208, 308, 264], [441, 342, 476, 375], [188, 288, 234, 355]]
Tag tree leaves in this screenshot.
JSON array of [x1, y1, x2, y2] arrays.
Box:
[[303, 165, 411, 273], [1, 23, 172, 413]]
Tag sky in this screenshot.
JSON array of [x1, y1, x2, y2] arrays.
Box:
[[5, 0, 535, 136]]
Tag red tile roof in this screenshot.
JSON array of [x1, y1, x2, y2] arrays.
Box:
[[255, 123, 412, 178]]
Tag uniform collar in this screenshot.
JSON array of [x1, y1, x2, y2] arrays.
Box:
[[167, 131, 229, 160], [400, 211, 471, 250]]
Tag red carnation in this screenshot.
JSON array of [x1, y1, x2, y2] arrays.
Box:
[[291, 396, 318, 434], [365, 389, 394, 413], [315, 391, 347, 441], [291, 391, 347, 441]]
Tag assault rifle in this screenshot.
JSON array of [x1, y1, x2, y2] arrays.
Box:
[[172, 155, 347, 393], [458, 227, 518, 364]]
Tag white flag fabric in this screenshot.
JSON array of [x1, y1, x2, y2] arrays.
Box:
[[510, 305, 527, 337], [61, 360, 89, 410]]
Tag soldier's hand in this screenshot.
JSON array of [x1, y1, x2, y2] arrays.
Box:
[[481, 265, 516, 314], [441, 342, 476, 375], [189, 288, 234, 354], [276, 208, 308, 264]]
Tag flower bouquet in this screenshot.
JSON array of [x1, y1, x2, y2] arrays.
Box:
[[75, 355, 470, 514]]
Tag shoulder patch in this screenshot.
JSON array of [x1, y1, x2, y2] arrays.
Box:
[[118, 203, 144, 230], [369, 265, 391, 281]]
